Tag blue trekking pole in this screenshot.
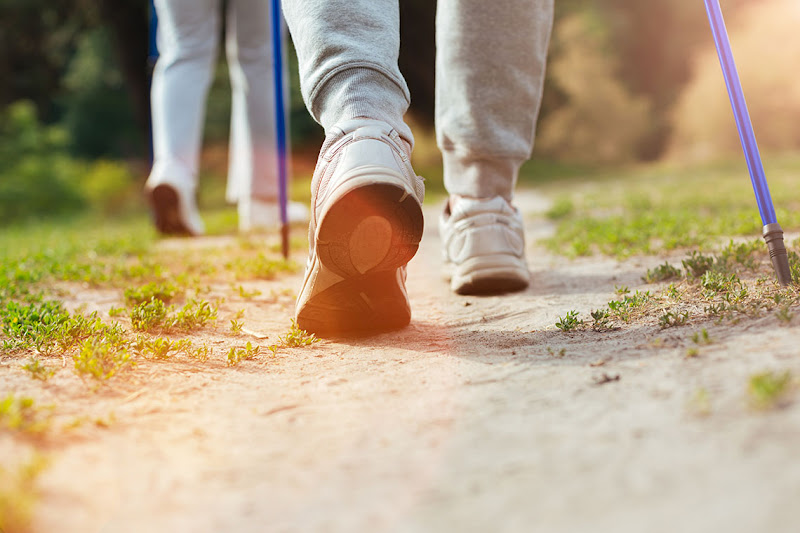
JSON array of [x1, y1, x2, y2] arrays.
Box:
[[270, 0, 290, 259], [704, 0, 792, 286]]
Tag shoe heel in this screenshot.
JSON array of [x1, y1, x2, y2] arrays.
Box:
[[316, 182, 423, 278]]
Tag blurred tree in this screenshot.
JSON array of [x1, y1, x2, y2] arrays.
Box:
[[0, 0, 86, 122]]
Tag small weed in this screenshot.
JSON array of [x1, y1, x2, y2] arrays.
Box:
[[108, 306, 126, 317], [227, 341, 260, 367], [691, 328, 712, 345], [682, 251, 715, 279], [659, 310, 689, 328], [665, 283, 681, 300], [132, 336, 178, 360], [590, 309, 612, 330], [129, 298, 168, 331], [183, 343, 211, 363], [607, 290, 651, 323], [644, 262, 682, 283], [230, 319, 244, 334], [719, 239, 761, 270], [168, 299, 218, 331], [555, 310, 582, 331], [700, 271, 743, 297], [748, 370, 794, 410], [267, 320, 320, 354], [685, 347, 700, 358], [21, 357, 55, 381], [615, 285, 630, 295], [73, 337, 134, 381]]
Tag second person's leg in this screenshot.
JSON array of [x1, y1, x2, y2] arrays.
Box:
[[436, 0, 554, 294], [148, 0, 221, 235]]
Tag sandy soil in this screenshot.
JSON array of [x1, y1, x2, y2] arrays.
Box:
[[4, 191, 800, 533]]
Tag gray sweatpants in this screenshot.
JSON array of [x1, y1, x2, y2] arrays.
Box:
[[282, 0, 553, 200]]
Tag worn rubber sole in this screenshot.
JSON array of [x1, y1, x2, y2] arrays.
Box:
[[149, 184, 192, 236], [296, 181, 424, 336], [449, 256, 530, 296]]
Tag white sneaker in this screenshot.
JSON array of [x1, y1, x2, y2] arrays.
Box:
[[144, 175, 205, 236], [238, 199, 310, 232], [440, 195, 529, 295], [295, 119, 425, 336]]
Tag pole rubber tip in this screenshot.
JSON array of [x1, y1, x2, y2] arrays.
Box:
[[281, 224, 290, 260], [762, 223, 793, 287]]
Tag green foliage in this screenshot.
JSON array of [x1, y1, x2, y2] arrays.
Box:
[[60, 27, 140, 157], [0, 102, 85, 223], [0, 101, 139, 224]]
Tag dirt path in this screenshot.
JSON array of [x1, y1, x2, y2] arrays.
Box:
[[9, 191, 800, 532]]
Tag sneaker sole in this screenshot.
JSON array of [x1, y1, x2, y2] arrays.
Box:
[[450, 256, 530, 295], [150, 184, 193, 236], [295, 269, 412, 336], [296, 180, 424, 336]]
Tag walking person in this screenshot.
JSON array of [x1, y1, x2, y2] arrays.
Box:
[[146, 0, 307, 236], [283, 0, 554, 335]]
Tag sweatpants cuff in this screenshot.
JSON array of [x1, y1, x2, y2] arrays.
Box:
[[442, 151, 521, 201], [314, 66, 414, 147]]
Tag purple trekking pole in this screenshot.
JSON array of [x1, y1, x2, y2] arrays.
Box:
[[704, 0, 792, 286], [270, 0, 290, 259]]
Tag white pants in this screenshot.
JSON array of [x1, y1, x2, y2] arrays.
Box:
[[150, 0, 286, 203]]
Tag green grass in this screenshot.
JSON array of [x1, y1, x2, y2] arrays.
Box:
[[537, 155, 800, 258]]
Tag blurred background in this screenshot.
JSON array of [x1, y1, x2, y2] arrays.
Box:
[[1, 0, 798, 225]]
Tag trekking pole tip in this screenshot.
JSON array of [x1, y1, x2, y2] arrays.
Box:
[[281, 223, 290, 260], [763, 223, 793, 287]]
